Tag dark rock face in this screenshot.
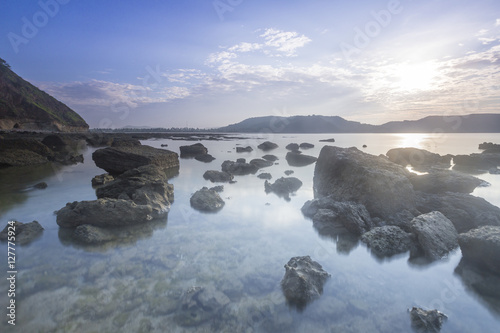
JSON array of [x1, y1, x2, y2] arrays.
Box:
[[265, 177, 303, 200], [262, 154, 279, 161], [179, 143, 208, 157], [314, 146, 418, 224], [409, 170, 486, 194], [190, 187, 225, 212], [302, 197, 374, 236], [416, 192, 500, 233], [299, 142, 314, 149], [257, 141, 278, 151], [281, 256, 330, 310], [221, 160, 258, 175], [92, 145, 179, 175], [194, 154, 215, 163], [0, 220, 44, 245], [286, 143, 299, 151], [249, 158, 273, 169], [386, 147, 451, 171], [174, 286, 230, 327], [458, 226, 500, 274], [409, 307, 447, 333], [286, 151, 317, 167], [410, 211, 458, 260], [203, 170, 234, 183], [91, 173, 114, 186], [257, 173, 272, 180], [361, 226, 415, 257], [236, 146, 253, 153]]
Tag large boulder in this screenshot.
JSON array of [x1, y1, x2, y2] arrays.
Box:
[[386, 147, 451, 171], [221, 160, 258, 175], [409, 170, 486, 194], [281, 256, 330, 309], [190, 187, 225, 212], [285, 143, 299, 151], [203, 170, 234, 183], [92, 145, 179, 175], [0, 220, 44, 245], [416, 192, 500, 233], [264, 177, 302, 201], [194, 154, 215, 163], [286, 151, 317, 167], [257, 141, 278, 151], [410, 211, 458, 260], [458, 226, 500, 274], [361, 226, 416, 258], [314, 146, 418, 224], [179, 143, 208, 157]]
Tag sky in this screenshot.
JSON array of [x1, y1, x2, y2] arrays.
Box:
[[1, 0, 500, 129]]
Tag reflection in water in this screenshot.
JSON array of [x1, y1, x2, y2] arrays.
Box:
[[311, 219, 359, 255]]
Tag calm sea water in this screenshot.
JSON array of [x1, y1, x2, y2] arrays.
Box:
[[1, 133, 500, 332]]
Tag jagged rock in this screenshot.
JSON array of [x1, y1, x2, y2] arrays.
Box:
[[195, 154, 215, 162], [410, 211, 458, 260], [91, 173, 114, 186], [236, 146, 253, 153], [409, 170, 487, 194], [190, 187, 225, 212], [416, 192, 500, 233], [0, 220, 44, 245], [314, 146, 418, 225], [73, 224, 116, 244], [284, 170, 294, 175], [386, 147, 451, 171], [281, 256, 330, 309], [299, 142, 314, 149], [286, 151, 317, 167], [265, 177, 302, 200], [221, 160, 258, 175], [257, 173, 272, 180], [203, 170, 234, 183], [361, 226, 416, 257], [409, 307, 447, 332], [34, 182, 48, 189], [179, 143, 208, 157], [458, 226, 500, 274], [92, 145, 179, 175], [174, 286, 230, 327], [257, 141, 278, 151], [286, 143, 299, 151], [262, 154, 279, 161], [249, 158, 273, 169]]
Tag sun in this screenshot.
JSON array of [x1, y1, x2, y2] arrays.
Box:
[[396, 62, 439, 92]]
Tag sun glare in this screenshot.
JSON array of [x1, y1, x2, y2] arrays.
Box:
[[396, 62, 439, 92]]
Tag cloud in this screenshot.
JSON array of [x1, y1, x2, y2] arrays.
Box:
[[260, 28, 311, 56], [496, 18, 500, 27], [228, 42, 262, 53]]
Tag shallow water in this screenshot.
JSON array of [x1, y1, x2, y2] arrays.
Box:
[[1, 133, 500, 332]]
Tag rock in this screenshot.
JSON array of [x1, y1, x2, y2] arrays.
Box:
[[416, 192, 500, 233], [203, 170, 234, 183], [453, 153, 500, 172], [0, 137, 54, 160], [73, 224, 116, 244], [257, 173, 272, 180], [174, 286, 230, 327], [314, 146, 418, 224], [221, 160, 258, 175], [236, 146, 253, 153], [284, 170, 294, 175], [161, 144, 168, 147], [458, 226, 500, 274], [257, 141, 278, 151], [262, 154, 279, 161], [179, 143, 208, 157], [386, 147, 451, 171], [286, 143, 299, 151], [299, 143, 314, 149], [249, 158, 273, 169], [0, 149, 49, 167], [236, 158, 246, 163], [319, 138, 335, 142], [409, 170, 486, 194], [194, 154, 215, 162], [34, 182, 48, 189], [286, 151, 317, 167], [301, 198, 374, 236], [361, 226, 416, 257], [409, 307, 447, 333], [91, 173, 114, 186], [209, 185, 224, 193], [410, 211, 458, 260], [281, 256, 330, 309], [0, 220, 44, 245], [265, 177, 302, 200], [92, 145, 179, 175], [362, 144, 367, 148], [190, 187, 225, 212], [479, 142, 500, 150], [85, 134, 114, 147]]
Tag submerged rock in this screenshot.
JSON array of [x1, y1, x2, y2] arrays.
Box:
[[221, 160, 258, 175], [174, 286, 230, 327], [458, 226, 500, 274], [179, 143, 208, 157], [286, 151, 317, 167], [257, 141, 278, 151], [236, 146, 253, 153], [281, 256, 330, 310], [73, 224, 116, 244], [190, 187, 225, 212], [409, 307, 447, 333], [265, 177, 302, 200], [257, 173, 272, 180], [0, 220, 44, 245], [361, 226, 415, 258], [203, 170, 234, 183]]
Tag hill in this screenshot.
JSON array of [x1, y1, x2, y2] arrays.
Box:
[[0, 58, 88, 132]]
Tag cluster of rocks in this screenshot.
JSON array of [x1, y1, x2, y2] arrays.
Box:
[[265, 177, 303, 201], [179, 143, 215, 162]]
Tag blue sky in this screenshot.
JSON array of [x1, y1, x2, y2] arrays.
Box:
[[1, 0, 499, 128]]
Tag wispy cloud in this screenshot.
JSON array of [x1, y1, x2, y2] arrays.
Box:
[[259, 28, 311, 56]]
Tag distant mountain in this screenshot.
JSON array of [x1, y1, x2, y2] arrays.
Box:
[[0, 58, 88, 132], [217, 114, 500, 133]]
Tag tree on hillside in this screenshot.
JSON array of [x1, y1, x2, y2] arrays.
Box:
[[0, 58, 11, 69]]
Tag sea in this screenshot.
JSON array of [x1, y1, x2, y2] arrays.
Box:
[[1, 133, 499, 332]]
